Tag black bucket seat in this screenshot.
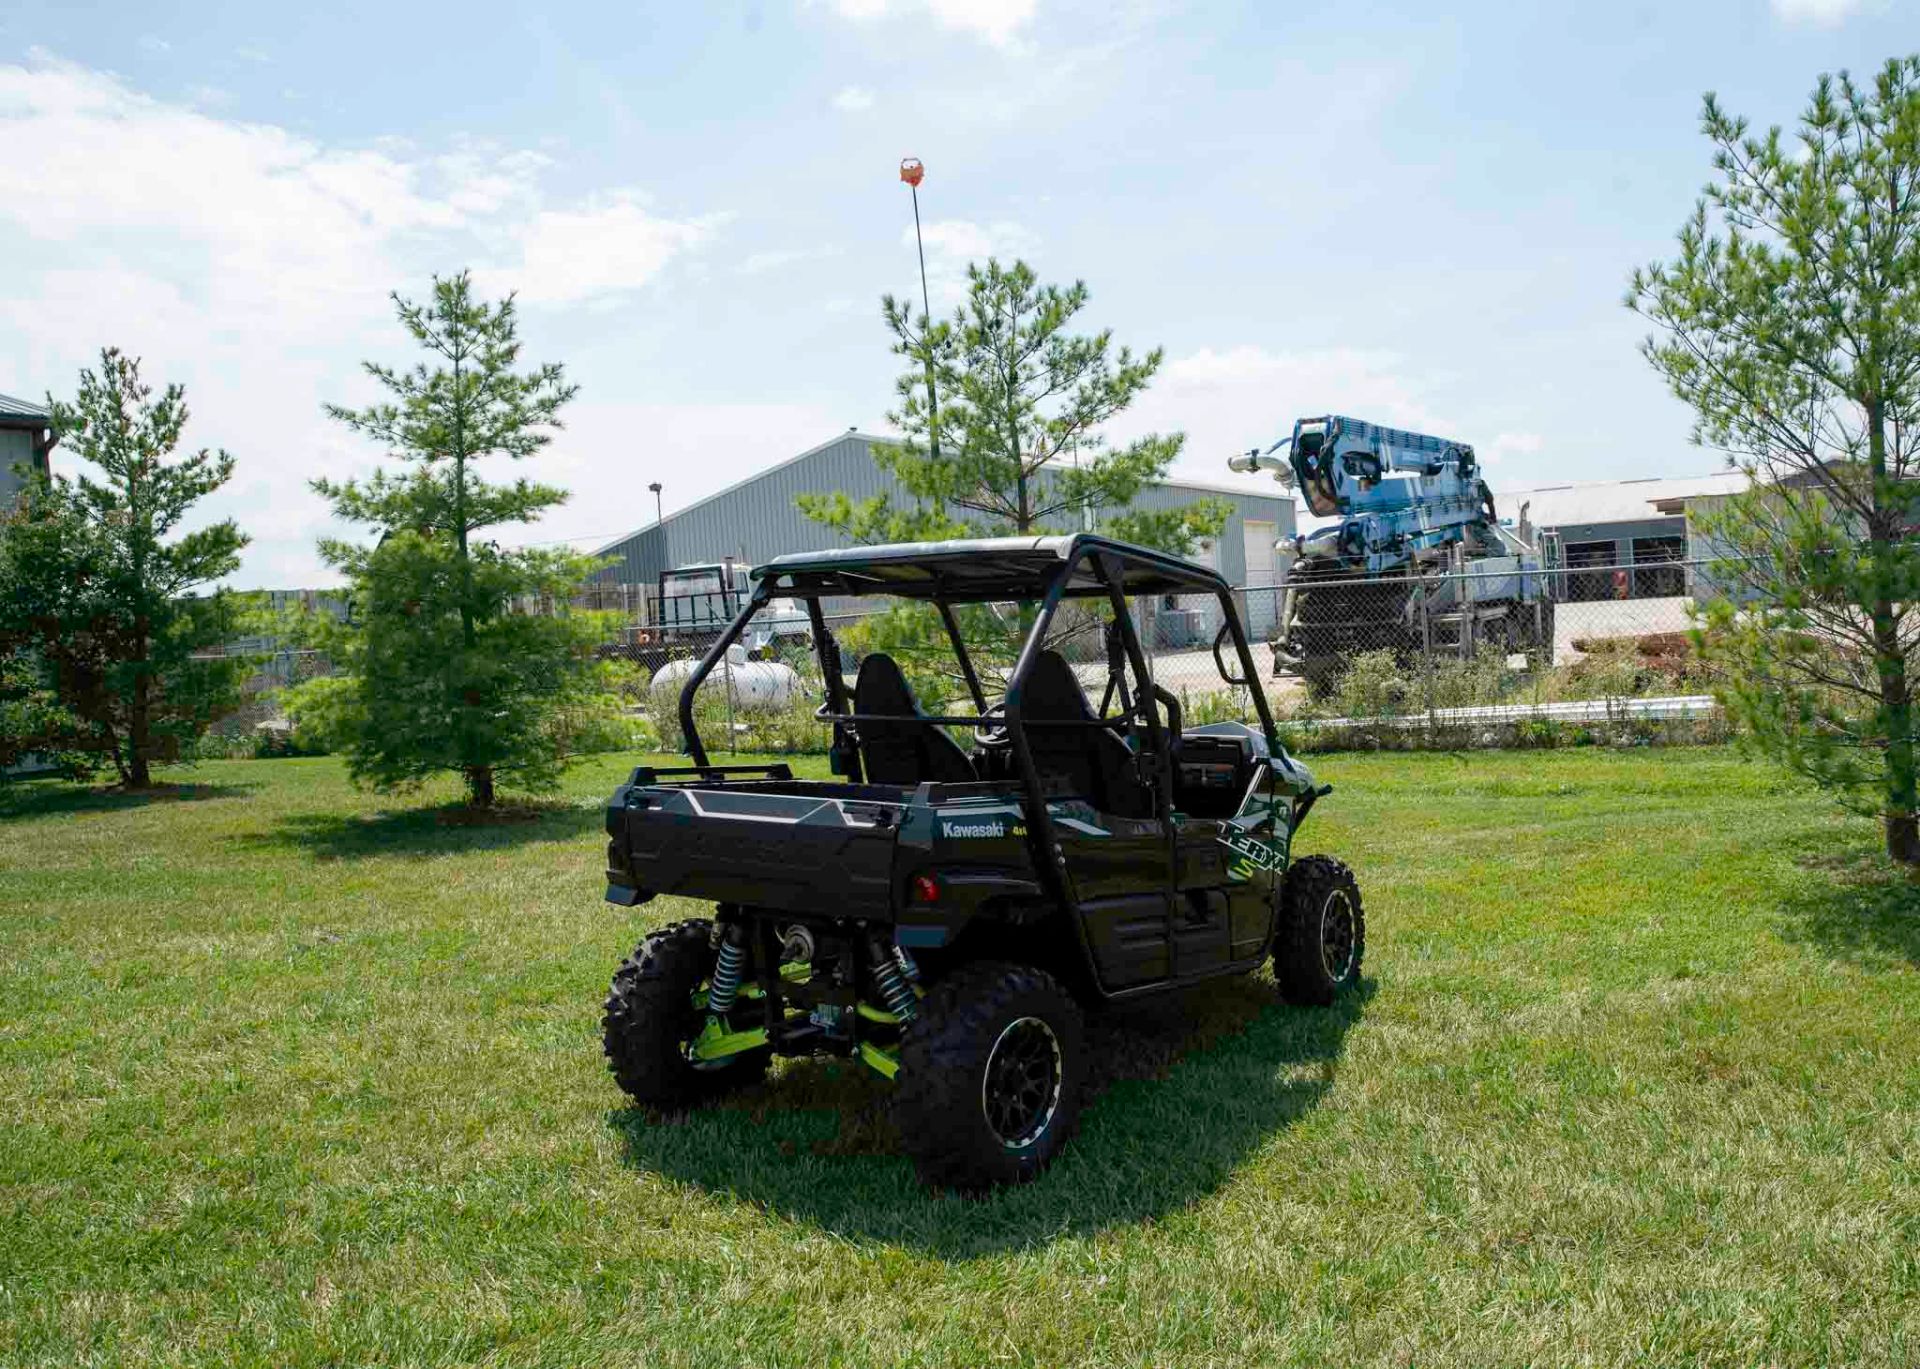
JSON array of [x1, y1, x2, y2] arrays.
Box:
[[1017, 651, 1153, 818], [852, 653, 976, 786]]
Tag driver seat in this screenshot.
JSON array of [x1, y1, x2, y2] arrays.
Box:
[[1018, 651, 1153, 818], [852, 653, 976, 786]]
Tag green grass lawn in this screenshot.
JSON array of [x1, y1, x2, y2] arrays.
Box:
[[2, 748, 1917, 1367]]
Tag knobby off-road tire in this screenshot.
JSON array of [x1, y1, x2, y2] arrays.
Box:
[[895, 960, 1086, 1191], [1273, 855, 1365, 1006], [603, 919, 770, 1109]]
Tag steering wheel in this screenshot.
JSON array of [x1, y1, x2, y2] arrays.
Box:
[[973, 701, 1012, 750]]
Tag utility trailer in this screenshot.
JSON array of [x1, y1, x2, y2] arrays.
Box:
[[612, 561, 811, 671], [600, 534, 1365, 1189]]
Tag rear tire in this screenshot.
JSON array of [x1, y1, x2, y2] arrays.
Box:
[[1273, 855, 1365, 1006], [895, 961, 1085, 1191], [603, 919, 770, 1109]]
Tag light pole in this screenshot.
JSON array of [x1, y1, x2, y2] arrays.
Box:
[[900, 157, 941, 460], [648, 481, 663, 526]]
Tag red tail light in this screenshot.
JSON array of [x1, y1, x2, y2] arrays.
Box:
[[911, 873, 940, 903]]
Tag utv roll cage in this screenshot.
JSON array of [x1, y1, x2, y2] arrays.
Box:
[[671, 534, 1281, 893]]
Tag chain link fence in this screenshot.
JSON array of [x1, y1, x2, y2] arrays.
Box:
[[201, 555, 1733, 759], [1131, 557, 1727, 750]]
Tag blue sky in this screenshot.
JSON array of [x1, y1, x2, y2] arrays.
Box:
[[0, 0, 1912, 584]]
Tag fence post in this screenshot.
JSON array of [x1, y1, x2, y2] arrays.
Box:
[[1419, 576, 1437, 736]]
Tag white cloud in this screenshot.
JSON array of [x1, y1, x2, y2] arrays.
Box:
[[1484, 431, 1545, 467], [138, 35, 171, 55], [478, 194, 717, 306], [739, 246, 837, 275], [0, 55, 721, 583], [1770, 0, 1861, 22], [537, 400, 856, 551], [818, 0, 1039, 48], [1109, 345, 1455, 489], [903, 218, 1040, 303], [1110, 347, 1569, 497], [831, 85, 875, 112]]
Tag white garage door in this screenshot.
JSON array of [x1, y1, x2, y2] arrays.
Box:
[[1241, 519, 1278, 639]]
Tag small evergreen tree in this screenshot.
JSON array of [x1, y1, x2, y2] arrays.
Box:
[[301, 272, 614, 807], [1628, 56, 1920, 864], [0, 350, 250, 785], [799, 258, 1227, 553], [797, 260, 1227, 700]]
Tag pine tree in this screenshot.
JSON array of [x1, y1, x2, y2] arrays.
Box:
[[301, 272, 615, 807], [1629, 56, 1920, 864], [799, 258, 1227, 553], [796, 260, 1228, 700], [0, 350, 249, 786]]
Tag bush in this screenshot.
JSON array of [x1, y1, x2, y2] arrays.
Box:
[[648, 676, 831, 757], [1316, 650, 1414, 720], [1177, 687, 1256, 727], [1428, 653, 1511, 710]]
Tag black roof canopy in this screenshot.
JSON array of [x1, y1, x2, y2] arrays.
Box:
[[753, 533, 1227, 602]]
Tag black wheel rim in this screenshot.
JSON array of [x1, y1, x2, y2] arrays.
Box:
[[1320, 887, 1357, 983], [981, 1016, 1063, 1150]]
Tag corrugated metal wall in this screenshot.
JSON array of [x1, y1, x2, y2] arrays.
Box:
[[0, 430, 34, 507], [591, 432, 1297, 589]]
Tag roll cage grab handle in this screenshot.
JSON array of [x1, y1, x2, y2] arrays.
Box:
[[676, 553, 1282, 773]]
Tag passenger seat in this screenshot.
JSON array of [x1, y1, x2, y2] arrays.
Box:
[[851, 653, 976, 786], [1017, 651, 1153, 818]]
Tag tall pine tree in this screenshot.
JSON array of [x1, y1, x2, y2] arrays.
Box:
[[800, 258, 1226, 553], [300, 272, 615, 807], [0, 350, 249, 786], [1630, 56, 1920, 864]]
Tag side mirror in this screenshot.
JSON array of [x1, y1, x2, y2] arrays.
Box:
[[1213, 622, 1251, 687]]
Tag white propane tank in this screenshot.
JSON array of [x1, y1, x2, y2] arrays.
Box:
[[649, 644, 801, 711]]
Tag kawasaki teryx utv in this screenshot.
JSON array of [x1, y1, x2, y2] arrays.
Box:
[[600, 534, 1363, 1190]]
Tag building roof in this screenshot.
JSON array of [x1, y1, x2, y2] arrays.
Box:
[[595, 430, 1293, 554], [1491, 471, 1748, 529], [0, 392, 51, 426], [593, 429, 880, 555]]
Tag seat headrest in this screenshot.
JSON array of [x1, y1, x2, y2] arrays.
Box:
[[853, 652, 917, 716], [1020, 650, 1093, 722]]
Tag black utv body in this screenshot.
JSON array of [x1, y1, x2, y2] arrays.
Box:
[[601, 534, 1363, 1189]]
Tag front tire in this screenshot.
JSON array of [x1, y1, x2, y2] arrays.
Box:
[[603, 919, 770, 1109], [1273, 855, 1365, 1005], [895, 961, 1085, 1191]]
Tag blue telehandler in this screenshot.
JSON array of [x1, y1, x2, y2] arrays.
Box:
[[1229, 415, 1555, 692]]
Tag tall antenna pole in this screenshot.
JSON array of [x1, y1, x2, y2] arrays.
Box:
[[900, 157, 941, 460]]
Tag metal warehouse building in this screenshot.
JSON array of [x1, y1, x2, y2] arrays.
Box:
[[1492, 471, 1747, 601], [0, 392, 56, 508], [592, 430, 1298, 636]]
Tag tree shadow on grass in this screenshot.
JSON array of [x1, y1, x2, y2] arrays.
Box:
[[1775, 831, 1920, 971], [0, 777, 257, 821], [241, 798, 603, 860], [609, 975, 1373, 1257]]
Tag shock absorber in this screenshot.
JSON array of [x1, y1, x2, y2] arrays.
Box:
[[868, 935, 918, 1023], [707, 922, 748, 1019]]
